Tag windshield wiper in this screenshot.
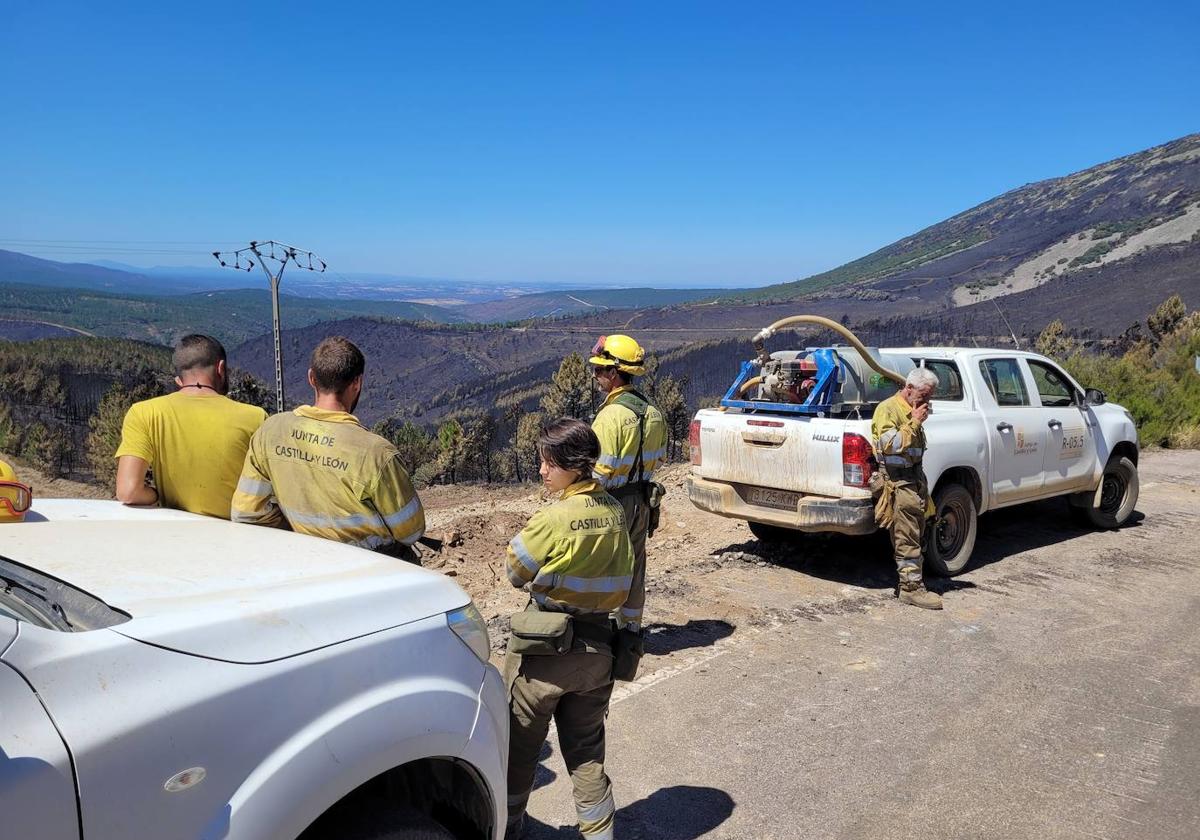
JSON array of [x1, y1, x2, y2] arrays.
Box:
[[0, 575, 74, 631]]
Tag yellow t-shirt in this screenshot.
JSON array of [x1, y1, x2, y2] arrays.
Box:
[[115, 392, 268, 519]]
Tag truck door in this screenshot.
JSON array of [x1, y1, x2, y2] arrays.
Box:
[[0, 618, 80, 840], [1025, 357, 1097, 492], [977, 357, 1045, 504]]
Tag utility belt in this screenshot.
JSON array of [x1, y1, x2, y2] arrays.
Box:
[[609, 480, 666, 538], [881, 463, 924, 482], [609, 480, 651, 500], [508, 603, 644, 681]]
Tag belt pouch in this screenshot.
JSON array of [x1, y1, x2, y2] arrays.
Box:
[[612, 627, 645, 681], [509, 610, 574, 655], [647, 481, 666, 537]]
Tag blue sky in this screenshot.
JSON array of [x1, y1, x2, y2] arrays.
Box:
[[2, 1, 1197, 288]]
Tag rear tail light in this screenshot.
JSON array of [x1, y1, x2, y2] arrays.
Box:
[[842, 432, 874, 488], [688, 419, 702, 466]]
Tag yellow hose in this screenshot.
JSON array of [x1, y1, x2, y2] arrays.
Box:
[[737, 376, 763, 396], [752, 314, 906, 386]]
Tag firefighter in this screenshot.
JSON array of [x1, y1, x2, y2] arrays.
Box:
[[231, 336, 425, 559], [115, 334, 267, 518], [588, 334, 667, 632], [0, 459, 33, 523], [871, 367, 943, 609], [504, 418, 635, 840]]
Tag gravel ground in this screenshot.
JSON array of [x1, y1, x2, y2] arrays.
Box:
[[518, 450, 1200, 839]]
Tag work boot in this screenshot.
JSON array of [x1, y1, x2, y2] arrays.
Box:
[[898, 584, 943, 610]]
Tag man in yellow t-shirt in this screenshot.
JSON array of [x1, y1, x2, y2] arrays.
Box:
[[115, 334, 268, 519]]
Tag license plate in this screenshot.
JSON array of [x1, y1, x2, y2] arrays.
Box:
[[745, 486, 800, 511]]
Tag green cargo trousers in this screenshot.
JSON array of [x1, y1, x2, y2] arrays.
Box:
[[505, 650, 616, 840], [889, 480, 927, 587], [612, 487, 650, 630]]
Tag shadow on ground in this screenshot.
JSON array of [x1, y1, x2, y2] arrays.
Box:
[[533, 742, 558, 791], [643, 619, 735, 656], [523, 784, 735, 840], [711, 498, 1147, 588]]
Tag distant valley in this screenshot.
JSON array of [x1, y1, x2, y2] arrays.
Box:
[[4, 132, 1198, 440]]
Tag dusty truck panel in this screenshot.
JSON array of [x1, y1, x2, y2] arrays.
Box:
[[689, 412, 876, 534], [693, 414, 858, 498], [11, 501, 469, 663], [689, 346, 1141, 573]]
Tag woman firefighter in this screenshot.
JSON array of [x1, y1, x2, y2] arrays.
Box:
[[503, 418, 638, 840]]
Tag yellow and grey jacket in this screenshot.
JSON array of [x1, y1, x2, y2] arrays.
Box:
[[591, 386, 668, 491], [870, 393, 935, 526], [231, 406, 425, 552], [871, 393, 927, 471], [506, 480, 635, 616]]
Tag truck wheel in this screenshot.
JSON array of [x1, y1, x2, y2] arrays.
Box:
[[924, 483, 977, 577], [325, 804, 455, 840], [1074, 455, 1139, 530], [748, 521, 801, 544]]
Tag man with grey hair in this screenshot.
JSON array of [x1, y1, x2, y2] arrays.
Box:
[[871, 366, 943, 609]]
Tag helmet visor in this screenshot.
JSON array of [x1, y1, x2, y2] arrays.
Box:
[[0, 481, 32, 515]]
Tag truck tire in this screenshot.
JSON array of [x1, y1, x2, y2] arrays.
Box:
[[923, 483, 977, 577], [1073, 455, 1139, 530], [319, 804, 455, 840], [748, 521, 801, 544]]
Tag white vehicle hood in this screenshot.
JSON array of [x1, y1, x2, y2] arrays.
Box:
[[1, 500, 468, 663]]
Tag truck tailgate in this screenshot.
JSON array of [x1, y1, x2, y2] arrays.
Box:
[[691, 409, 870, 499]]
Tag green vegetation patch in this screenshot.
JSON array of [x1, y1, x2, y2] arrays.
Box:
[[1038, 295, 1200, 449]]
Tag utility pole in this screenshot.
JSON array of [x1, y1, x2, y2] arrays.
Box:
[[213, 240, 327, 413]]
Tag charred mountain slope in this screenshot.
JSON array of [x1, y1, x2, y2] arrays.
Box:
[[731, 133, 1200, 313]]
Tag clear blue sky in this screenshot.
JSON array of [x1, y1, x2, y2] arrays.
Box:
[[2, 1, 1197, 287]]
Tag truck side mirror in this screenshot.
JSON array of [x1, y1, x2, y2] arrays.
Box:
[[1084, 387, 1106, 406]]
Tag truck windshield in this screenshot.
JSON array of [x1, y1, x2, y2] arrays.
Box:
[[0, 558, 130, 632]]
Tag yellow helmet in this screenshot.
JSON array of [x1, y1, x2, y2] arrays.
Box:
[[0, 459, 32, 523], [589, 334, 646, 376]]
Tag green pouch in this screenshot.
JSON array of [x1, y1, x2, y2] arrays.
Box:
[[509, 610, 574, 656], [647, 481, 666, 538], [611, 627, 645, 682], [648, 481, 666, 508]]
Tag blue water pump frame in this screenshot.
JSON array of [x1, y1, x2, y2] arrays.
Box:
[[719, 348, 843, 415]]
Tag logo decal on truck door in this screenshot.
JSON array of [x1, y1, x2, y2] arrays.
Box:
[[1015, 430, 1039, 456]]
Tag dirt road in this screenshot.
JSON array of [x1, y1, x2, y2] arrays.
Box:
[[502, 451, 1200, 839]]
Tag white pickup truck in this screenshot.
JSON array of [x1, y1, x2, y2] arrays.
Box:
[[687, 347, 1140, 575], [0, 500, 507, 840]]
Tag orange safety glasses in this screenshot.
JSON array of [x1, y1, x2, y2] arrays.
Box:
[[0, 481, 32, 516]]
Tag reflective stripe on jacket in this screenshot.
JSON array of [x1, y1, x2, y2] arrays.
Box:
[[591, 386, 668, 490], [506, 480, 635, 615], [231, 406, 424, 550]]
